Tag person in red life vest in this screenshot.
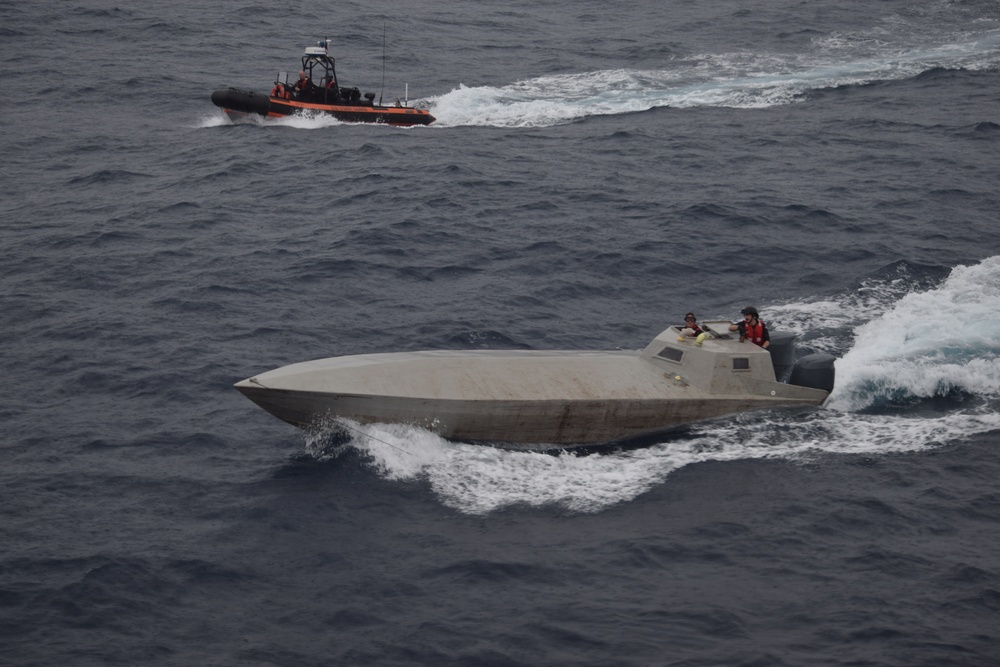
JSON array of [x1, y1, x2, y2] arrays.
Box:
[[729, 306, 770, 349], [293, 70, 313, 100], [325, 75, 342, 102], [679, 312, 703, 337]]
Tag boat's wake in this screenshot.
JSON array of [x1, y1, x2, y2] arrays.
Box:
[[303, 255, 1000, 515], [427, 31, 1000, 128], [825, 257, 1000, 413], [195, 110, 346, 130], [309, 408, 1000, 516]]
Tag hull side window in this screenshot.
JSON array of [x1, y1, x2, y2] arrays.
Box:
[[658, 347, 684, 363]]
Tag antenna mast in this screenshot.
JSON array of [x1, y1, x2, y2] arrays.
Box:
[[379, 20, 386, 106]]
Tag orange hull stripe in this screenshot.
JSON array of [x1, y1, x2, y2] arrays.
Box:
[[269, 100, 431, 116]]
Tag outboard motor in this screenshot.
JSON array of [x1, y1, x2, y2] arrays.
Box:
[[789, 353, 836, 393], [767, 331, 797, 381], [339, 86, 361, 102]]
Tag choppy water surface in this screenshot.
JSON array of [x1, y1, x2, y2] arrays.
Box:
[[2, 1, 1000, 665]]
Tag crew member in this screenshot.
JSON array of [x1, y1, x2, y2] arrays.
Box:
[[729, 306, 770, 349], [293, 70, 312, 100], [679, 312, 702, 337]]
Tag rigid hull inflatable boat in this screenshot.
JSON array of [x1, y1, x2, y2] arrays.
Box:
[[211, 39, 435, 126], [235, 322, 836, 449]]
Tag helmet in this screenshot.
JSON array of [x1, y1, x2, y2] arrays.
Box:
[[741, 306, 759, 317]]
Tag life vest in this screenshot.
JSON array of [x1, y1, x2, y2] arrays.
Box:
[[744, 320, 766, 346]]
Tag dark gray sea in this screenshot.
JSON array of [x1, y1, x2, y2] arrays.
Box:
[[3, 1, 1000, 665]]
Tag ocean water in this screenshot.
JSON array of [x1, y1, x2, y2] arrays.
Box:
[[3, 1, 1000, 665]]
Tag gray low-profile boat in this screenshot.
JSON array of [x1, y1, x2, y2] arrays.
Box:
[[234, 321, 835, 449]]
